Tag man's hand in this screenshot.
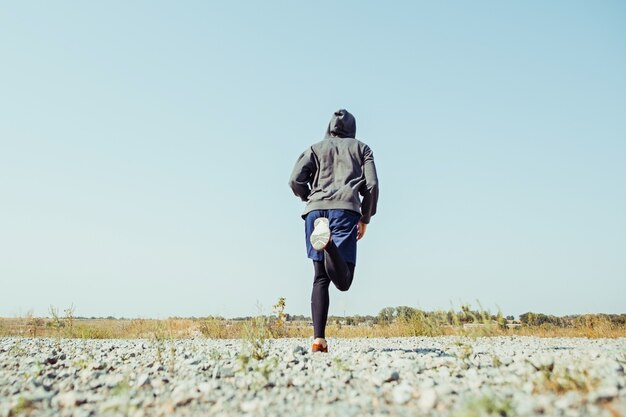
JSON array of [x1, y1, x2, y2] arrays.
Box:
[[357, 221, 368, 240]]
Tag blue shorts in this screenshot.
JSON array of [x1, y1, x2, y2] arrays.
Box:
[[305, 209, 360, 264]]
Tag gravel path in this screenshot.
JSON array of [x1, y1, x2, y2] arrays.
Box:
[[1, 336, 625, 416]]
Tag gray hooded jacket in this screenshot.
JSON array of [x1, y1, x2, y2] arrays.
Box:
[[289, 109, 379, 224]]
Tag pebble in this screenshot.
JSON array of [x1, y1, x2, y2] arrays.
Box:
[[136, 374, 150, 387], [56, 392, 81, 408], [386, 370, 400, 383], [293, 346, 306, 355], [418, 388, 438, 410], [392, 383, 413, 404], [591, 385, 619, 402]]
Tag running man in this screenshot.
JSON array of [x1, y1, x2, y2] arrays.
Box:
[[289, 109, 379, 352]]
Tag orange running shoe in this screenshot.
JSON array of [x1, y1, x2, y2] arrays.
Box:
[[311, 343, 328, 353]]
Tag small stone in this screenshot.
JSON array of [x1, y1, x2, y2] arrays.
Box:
[[435, 383, 454, 396], [172, 385, 198, 406], [136, 374, 151, 387], [293, 346, 306, 355], [392, 383, 413, 405], [57, 392, 86, 407], [218, 366, 235, 378], [99, 397, 129, 413], [90, 361, 106, 371], [532, 394, 552, 414], [369, 368, 400, 386], [500, 356, 513, 366], [592, 385, 619, 402], [385, 371, 400, 383], [130, 410, 145, 417], [554, 392, 579, 409], [465, 368, 479, 379], [418, 378, 435, 389], [89, 379, 104, 390], [291, 376, 305, 386], [150, 379, 165, 389], [24, 388, 57, 403], [418, 388, 437, 411], [522, 381, 533, 394], [105, 374, 125, 388], [240, 399, 260, 413], [197, 382, 215, 394], [72, 409, 92, 417]]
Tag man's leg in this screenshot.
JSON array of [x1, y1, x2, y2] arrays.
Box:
[[322, 210, 359, 291], [311, 261, 331, 339], [323, 241, 356, 291]]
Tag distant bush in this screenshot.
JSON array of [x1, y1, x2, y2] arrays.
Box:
[[520, 312, 626, 329]]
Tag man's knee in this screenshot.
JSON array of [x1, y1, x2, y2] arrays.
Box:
[[336, 269, 354, 292]]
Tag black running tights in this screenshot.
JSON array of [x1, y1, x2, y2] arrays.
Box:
[[311, 240, 355, 339]]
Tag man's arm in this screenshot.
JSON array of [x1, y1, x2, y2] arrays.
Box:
[[288, 148, 316, 202], [359, 145, 379, 225]]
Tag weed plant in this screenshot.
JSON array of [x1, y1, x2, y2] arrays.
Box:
[[453, 394, 516, 417], [271, 297, 287, 337], [530, 360, 599, 395], [241, 315, 271, 361]]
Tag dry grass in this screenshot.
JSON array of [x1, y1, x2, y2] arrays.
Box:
[[530, 359, 600, 395], [0, 317, 199, 339], [1, 314, 624, 340]]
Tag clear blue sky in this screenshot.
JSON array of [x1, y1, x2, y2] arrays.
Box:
[[1, 2, 625, 319]]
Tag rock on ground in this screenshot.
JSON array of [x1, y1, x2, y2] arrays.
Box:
[[0, 336, 625, 416]]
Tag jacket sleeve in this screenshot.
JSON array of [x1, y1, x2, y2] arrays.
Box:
[[359, 145, 379, 224], [288, 148, 316, 202]]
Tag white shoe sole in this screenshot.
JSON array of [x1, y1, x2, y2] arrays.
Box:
[[310, 217, 331, 251]]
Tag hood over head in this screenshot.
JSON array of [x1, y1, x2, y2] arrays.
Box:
[[325, 109, 356, 139]]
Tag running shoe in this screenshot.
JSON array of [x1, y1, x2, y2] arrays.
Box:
[[310, 217, 331, 251], [311, 343, 328, 353]]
